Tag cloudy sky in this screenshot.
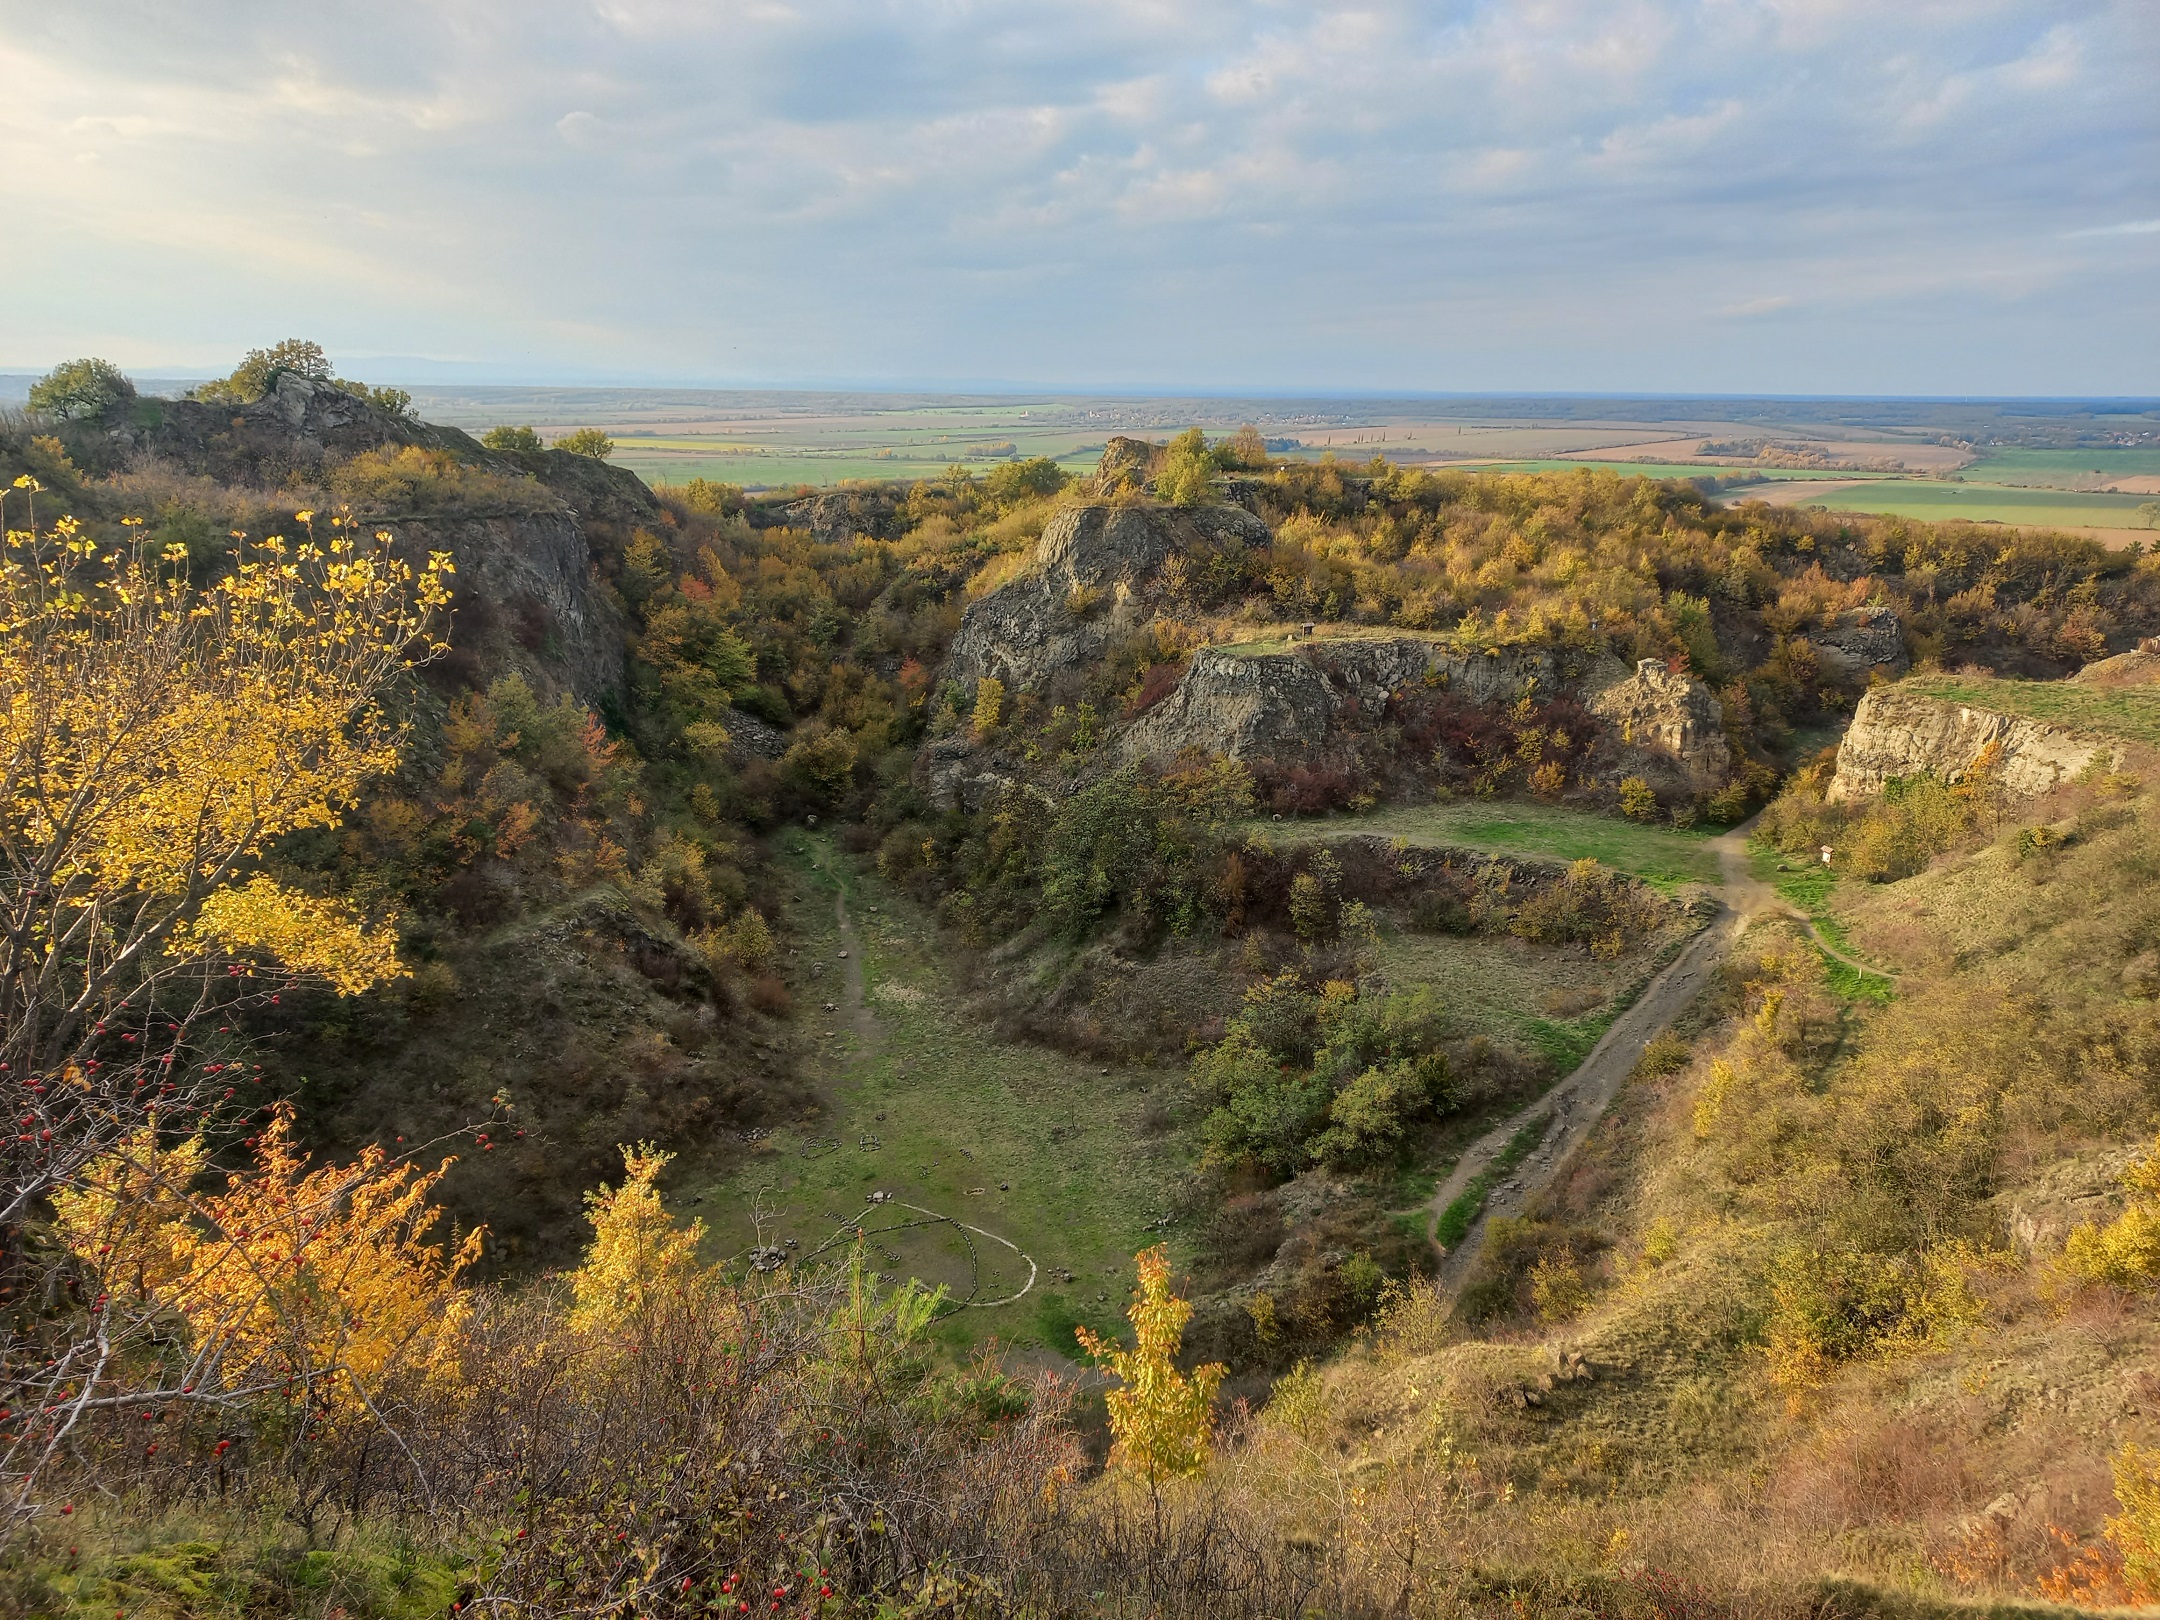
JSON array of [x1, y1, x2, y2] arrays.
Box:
[[3, 1, 2155, 394]]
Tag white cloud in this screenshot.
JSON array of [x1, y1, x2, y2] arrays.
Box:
[[2068, 219, 2160, 238], [0, 0, 2153, 391]]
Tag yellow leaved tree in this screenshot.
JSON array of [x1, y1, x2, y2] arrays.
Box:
[[1076, 1244, 1225, 1482], [570, 1143, 706, 1333], [0, 480, 448, 1524], [1, 487, 448, 1223]]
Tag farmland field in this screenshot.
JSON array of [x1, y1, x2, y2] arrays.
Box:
[[1793, 480, 2157, 532], [1963, 446, 2160, 490], [1475, 459, 1853, 482]]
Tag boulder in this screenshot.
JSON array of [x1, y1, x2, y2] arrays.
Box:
[[1095, 436, 1159, 490]]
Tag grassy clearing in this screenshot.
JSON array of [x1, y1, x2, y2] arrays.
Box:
[[690, 836, 1183, 1361], [1434, 1114, 1551, 1247], [1370, 925, 1665, 1057], [1252, 800, 1722, 886], [1901, 672, 2160, 748]]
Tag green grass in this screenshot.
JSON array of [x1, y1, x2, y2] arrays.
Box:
[[1750, 846, 1897, 1002], [690, 836, 1181, 1361], [1517, 1006, 1623, 1070], [1797, 481, 2156, 531], [1964, 447, 2160, 490], [1472, 459, 1842, 482], [1370, 925, 1664, 1056], [1900, 672, 2160, 748], [1250, 799, 1722, 886], [1434, 1114, 1551, 1248]]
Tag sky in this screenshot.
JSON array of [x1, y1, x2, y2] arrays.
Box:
[[2, 1, 2156, 395]]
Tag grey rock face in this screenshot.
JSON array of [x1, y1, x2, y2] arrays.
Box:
[[1121, 647, 1341, 764], [941, 503, 1268, 695], [1804, 607, 1908, 680], [111, 377, 640, 707], [1828, 686, 2105, 802], [389, 509, 628, 709], [1122, 639, 1632, 768], [1586, 660, 1734, 791]]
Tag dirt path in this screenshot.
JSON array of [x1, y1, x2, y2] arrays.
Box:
[[1423, 818, 1808, 1286], [1717, 830, 1902, 986], [830, 883, 882, 1055]]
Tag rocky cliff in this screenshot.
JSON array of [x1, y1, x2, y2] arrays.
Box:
[[927, 490, 1742, 808], [104, 375, 637, 707], [1827, 686, 2106, 801], [1585, 660, 1734, 792], [941, 502, 1268, 695], [1121, 641, 1731, 794]]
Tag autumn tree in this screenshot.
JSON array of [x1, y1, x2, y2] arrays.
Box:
[[34, 1107, 479, 1509], [1154, 428, 1220, 508], [481, 424, 543, 452], [570, 1143, 705, 1333], [1076, 1244, 1225, 1482], [0, 485, 449, 1523]]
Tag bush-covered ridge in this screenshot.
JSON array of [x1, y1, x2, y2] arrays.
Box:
[[7, 369, 2160, 1616]]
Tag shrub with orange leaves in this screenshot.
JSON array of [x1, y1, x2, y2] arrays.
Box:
[[2039, 1444, 2160, 1607], [53, 1104, 480, 1424]]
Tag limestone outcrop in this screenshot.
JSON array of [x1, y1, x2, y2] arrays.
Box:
[[941, 503, 1268, 695], [1585, 660, 1734, 793], [1121, 647, 1341, 764], [1827, 686, 2105, 802], [1122, 640, 1635, 768]]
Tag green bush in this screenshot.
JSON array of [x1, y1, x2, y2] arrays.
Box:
[[482, 424, 543, 452], [27, 356, 135, 420], [557, 427, 615, 459]]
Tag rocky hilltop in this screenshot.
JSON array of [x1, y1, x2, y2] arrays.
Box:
[[924, 479, 1737, 809], [941, 502, 1270, 693], [101, 373, 638, 707]]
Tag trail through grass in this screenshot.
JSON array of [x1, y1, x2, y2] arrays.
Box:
[[692, 836, 1184, 1360], [1749, 846, 1896, 1003], [1434, 1114, 1551, 1249]]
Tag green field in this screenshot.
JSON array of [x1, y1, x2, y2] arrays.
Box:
[[1902, 672, 2160, 748], [1247, 799, 1723, 886], [691, 837, 1181, 1359], [1964, 447, 2160, 489], [1796, 480, 2155, 531], [1474, 459, 1840, 482]]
